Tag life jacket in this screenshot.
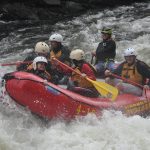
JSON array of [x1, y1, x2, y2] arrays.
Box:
[[121, 62, 143, 85], [71, 68, 93, 88], [50, 50, 62, 61], [27, 63, 33, 70], [50, 50, 70, 66], [71, 64, 95, 88]]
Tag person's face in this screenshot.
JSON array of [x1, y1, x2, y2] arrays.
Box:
[[72, 59, 83, 68], [37, 52, 48, 58], [37, 62, 46, 71], [101, 33, 110, 40], [72, 59, 79, 67], [49, 41, 59, 49], [124, 55, 136, 65]]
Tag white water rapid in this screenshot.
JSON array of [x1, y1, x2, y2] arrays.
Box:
[[0, 2, 150, 150]]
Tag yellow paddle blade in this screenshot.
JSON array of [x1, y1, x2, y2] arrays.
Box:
[[51, 57, 118, 101], [86, 78, 118, 101]]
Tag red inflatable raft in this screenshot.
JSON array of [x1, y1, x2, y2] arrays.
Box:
[[3, 71, 150, 120]]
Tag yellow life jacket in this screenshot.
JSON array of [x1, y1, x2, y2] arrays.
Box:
[[50, 50, 62, 61], [27, 63, 33, 70], [50, 50, 70, 66], [121, 63, 143, 84], [71, 68, 94, 88]]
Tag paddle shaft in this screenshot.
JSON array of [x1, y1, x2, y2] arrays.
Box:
[[52, 58, 119, 101], [53, 58, 83, 77], [1, 61, 32, 66], [111, 73, 144, 88]]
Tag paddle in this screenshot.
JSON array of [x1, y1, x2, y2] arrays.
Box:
[[111, 73, 144, 88], [0, 61, 32, 66], [52, 57, 118, 101]]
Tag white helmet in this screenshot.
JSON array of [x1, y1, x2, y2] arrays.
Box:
[[49, 33, 63, 43], [33, 56, 48, 70], [124, 48, 137, 57], [70, 49, 85, 61], [34, 42, 49, 53]]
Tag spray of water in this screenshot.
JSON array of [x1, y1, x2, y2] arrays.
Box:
[[0, 2, 150, 150]]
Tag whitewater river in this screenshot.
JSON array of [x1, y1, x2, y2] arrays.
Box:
[[0, 2, 150, 150]]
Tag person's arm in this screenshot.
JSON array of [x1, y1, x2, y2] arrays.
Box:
[[105, 62, 124, 77], [137, 61, 150, 88], [113, 63, 123, 76], [138, 61, 150, 78], [16, 53, 36, 71]]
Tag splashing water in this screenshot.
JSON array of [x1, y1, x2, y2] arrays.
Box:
[[0, 2, 150, 150]]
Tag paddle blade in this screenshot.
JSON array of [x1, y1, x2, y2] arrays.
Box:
[[52, 57, 118, 101], [86, 78, 118, 101]]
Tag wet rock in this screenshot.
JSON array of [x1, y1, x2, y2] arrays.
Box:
[[43, 0, 61, 5], [0, 0, 149, 21], [65, 1, 84, 13], [1, 3, 39, 20]]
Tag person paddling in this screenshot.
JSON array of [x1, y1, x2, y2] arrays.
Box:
[[105, 48, 150, 96], [48, 33, 71, 83], [49, 33, 70, 64], [92, 27, 116, 77], [67, 49, 99, 97]]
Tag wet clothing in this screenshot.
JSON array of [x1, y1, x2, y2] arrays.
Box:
[[16, 52, 37, 71], [71, 63, 96, 88], [96, 38, 116, 62], [50, 44, 70, 64], [16, 52, 62, 84], [16, 52, 53, 76], [113, 59, 150, 86], [67, 62, 99, 97], [49, 44, 71, 82], [95, 38, 116, 75], [67, 80, 99, 98], [109, 59, 150, 96], [95, 60, 115, 75], [27, 69, 51, 81]]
